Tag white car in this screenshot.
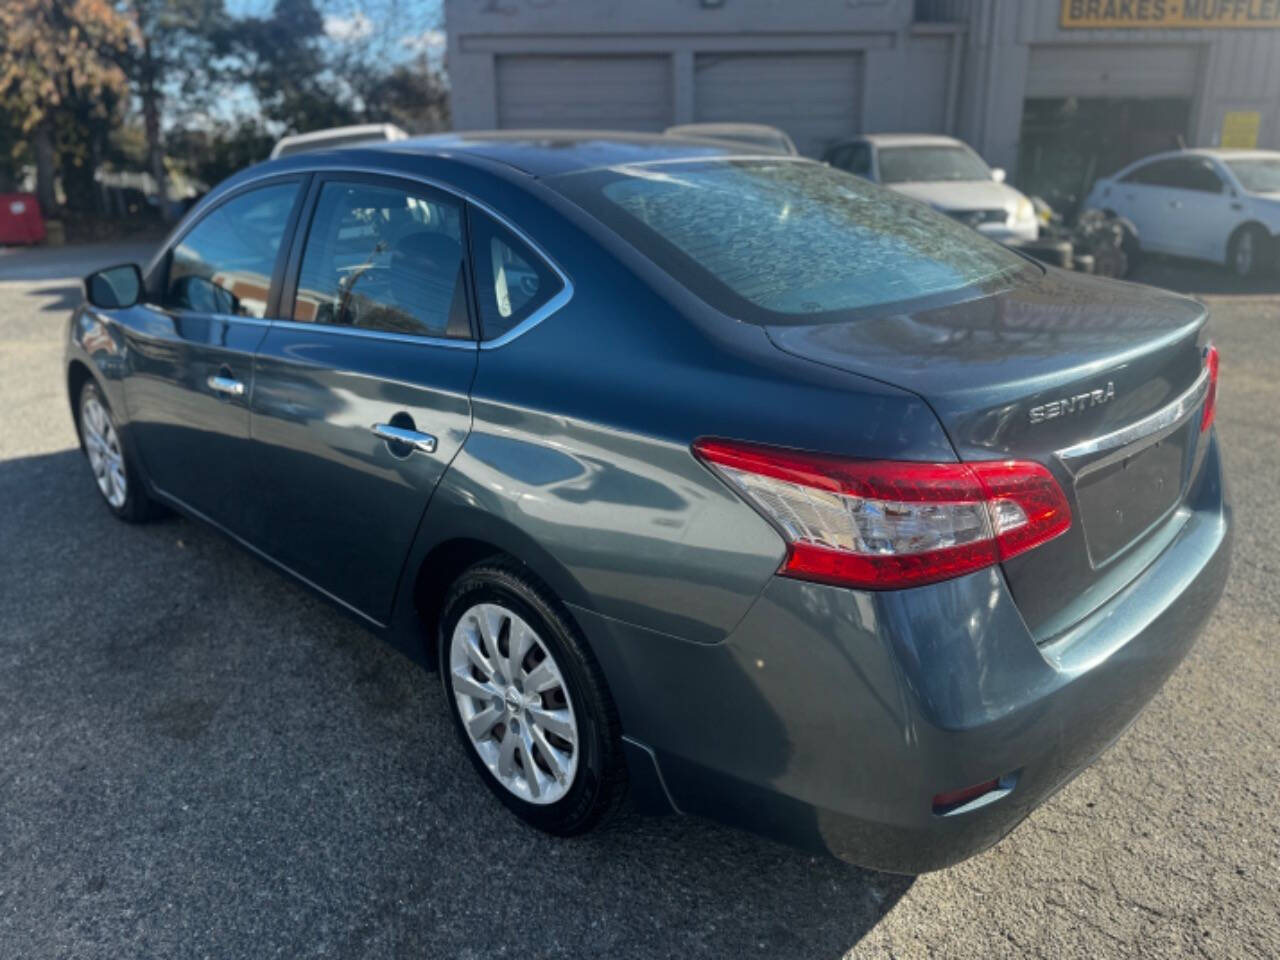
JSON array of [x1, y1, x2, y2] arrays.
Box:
[[823, 134, 1039, 242], [664, 123, 798, 156], [1085, 149, 1280, 278], [269, 123, 409, 160]]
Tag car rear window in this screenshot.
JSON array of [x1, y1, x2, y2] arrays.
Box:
[[554, 159, 1033, 323]]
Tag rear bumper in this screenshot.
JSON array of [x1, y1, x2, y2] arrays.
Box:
[[584, 434, 1231, 873]]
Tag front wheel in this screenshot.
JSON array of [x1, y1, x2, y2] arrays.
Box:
[[1227, 224, 1270, 279], [438, 559, 626, 835], [77, 381, 155, 523]]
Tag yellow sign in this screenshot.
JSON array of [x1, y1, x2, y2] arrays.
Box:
[[1221, 111, 1262, 147], [1062, 0, 1280, 28]]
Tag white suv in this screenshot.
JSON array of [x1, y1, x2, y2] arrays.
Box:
[[1085, 149, 1280, 278]]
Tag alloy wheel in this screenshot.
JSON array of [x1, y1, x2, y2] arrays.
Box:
[[81, 391, 128, 509], [448, 602, 579, 805]]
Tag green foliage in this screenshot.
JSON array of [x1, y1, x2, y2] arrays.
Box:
[[167, 120, 276, 188], [0, 0, 450, 212]]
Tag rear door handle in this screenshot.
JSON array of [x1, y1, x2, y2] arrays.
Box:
[[372, 422, 437, 454], [207, 374, 245, 397]]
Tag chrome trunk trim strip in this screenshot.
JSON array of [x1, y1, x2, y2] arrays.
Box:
[[1056, 367, 1209, 479]]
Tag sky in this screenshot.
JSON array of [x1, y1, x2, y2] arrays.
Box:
[[185, 0, 446, 131]]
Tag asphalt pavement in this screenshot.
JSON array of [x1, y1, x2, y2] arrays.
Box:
[[1, 243, 1276, 959]]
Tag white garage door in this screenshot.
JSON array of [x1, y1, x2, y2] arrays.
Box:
[[694, 53, 862, 158], [1026, 45, 1200, 99], [495, 55, 672, 132]]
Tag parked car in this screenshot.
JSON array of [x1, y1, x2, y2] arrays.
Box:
[[68, 131, 1229, 874], [1085, 148, 1280, 278], [824, 133, 1039, 242], [664, 122, 798, 156], [269, 123, 409, 159]]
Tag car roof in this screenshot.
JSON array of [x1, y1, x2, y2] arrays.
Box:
[[856, 133, 968, 149], [358, 130, 772, 178], [1118, 147, 1280, 171], [665, 123, 787, 136], [271, 123, 407, 152], [1182, 147, 1280, 161]]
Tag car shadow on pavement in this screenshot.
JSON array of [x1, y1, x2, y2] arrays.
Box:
[[32, 283, 82, 313], [0, 447, 913, 960]]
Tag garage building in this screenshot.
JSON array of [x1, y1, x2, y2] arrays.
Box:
[[445, 0, 1280, 212]]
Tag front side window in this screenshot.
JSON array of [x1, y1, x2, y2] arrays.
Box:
[[554, 159, 1033, 323], [165, 182, 299, 317], [293, 180, 470, 338], [877, 146, 992, 184], [1163, 158, 1223, 193], [468, 209, 563, 341]]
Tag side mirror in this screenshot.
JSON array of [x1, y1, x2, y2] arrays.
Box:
[[85, 263, 143, 309], [991, 167, 1007, 184]]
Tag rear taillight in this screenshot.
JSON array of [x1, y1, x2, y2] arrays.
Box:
[[693, 439, 1071, 590], [1201, 344, 1219, 433]]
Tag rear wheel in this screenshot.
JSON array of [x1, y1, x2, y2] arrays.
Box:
[[77, 381, 155, 523], [1228, 224, 1269, 279], [438, 560, 626, 835]]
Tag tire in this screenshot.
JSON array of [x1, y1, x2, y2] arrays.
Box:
[[438, 559, 626, 835], [1227, 224, 1269, 279], [76, 380, 155, 523], [1118, 222, 1142, 271]]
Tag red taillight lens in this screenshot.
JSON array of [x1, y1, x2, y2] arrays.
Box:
[[932, 778, 1001, 815], [693, 439, 1071, 590], [1201, 344, 1219, 433]]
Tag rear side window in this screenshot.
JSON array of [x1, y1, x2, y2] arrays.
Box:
[[292, 180, 470, 338], [165, 182, 299, 317], [554, 159, 1032, 322], [468, 209, 563, 341], [1122, 158, 1180, 187]]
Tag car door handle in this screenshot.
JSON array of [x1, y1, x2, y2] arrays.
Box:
[[207, 374, 245, 397], [372, 423, 437, 454], [1169, 200, 1183, 208]]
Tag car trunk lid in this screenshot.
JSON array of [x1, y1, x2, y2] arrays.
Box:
[[765, 268, 1211, 636]]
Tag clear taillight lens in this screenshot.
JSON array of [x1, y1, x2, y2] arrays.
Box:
[[1201, 344, 1219, 433], [693, 439, 1071, 590]]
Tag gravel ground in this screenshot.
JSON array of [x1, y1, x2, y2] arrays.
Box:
[[0, 245, 1276, 959]]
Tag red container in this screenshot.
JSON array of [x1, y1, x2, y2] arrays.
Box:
[[0, 193, 47, 245]]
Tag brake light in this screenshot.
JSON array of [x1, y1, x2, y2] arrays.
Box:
[[693, 439, 1071, 590], [1201, 344, 1219, 433]]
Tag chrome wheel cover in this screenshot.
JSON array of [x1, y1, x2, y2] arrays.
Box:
[[1236, 230, 1255, 275], [449, 602, 579, 805], [81, 392, 127, 509]]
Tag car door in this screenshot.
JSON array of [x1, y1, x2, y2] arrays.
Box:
[[1114, 159, 1180, 253], [1153, 157, 1238, 262], [245, 174, 478, 623], [123, 177, 306, 532]]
